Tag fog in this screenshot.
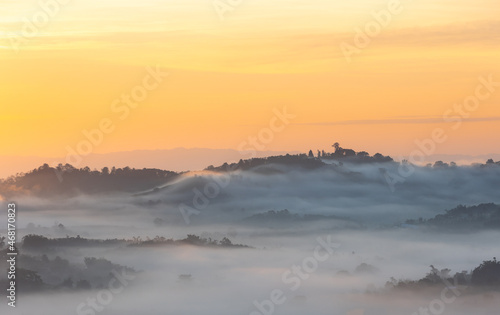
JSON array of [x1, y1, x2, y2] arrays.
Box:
[[1, 229, 499, 314], [10, 161, 500, 228], [1, 161, 499, 314]]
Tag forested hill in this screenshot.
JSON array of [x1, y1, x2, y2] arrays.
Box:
[[2, 144, 499, 199], [205, 146, 393, 172], [0, 164, 179, 198], [0, 146, 394, 198], [405, 203, 500, 230]]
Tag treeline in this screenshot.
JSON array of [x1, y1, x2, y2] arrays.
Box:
[[128, 234, 251, 248], [2, 147, 497, 198], [307, 142, 393, 163], [424, 159, 500, 169], [385, 258, 500, 291], [22, 234, 128, 250], [405, 203, 500, 230], [206, 154, 326, 172], [206, 145, 394, 173], [19, 234, 251, 250], [0, 163, 178, 198], [482, 159, 500, 167], [0, 233, 250, 292]]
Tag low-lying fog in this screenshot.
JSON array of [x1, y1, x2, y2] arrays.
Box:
[[1, 228, 499, 314], [10, 162, 500, 229], [1, 162, 499, 314]]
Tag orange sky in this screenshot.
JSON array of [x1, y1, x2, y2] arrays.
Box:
[[1, 0, 499, 171]]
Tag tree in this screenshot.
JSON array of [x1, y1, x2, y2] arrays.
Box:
[[433, 161, 449, 168], [343, 149, 355, 157], [308, 150, 314, 158], [101, 167, 110, 175], [220, 237, 233, 247], [22, 234, 50, 249], [471, 258, 500, 286], [184, 234, 203, 245], [373, 153, 385, 161], [332, 142, 340, 152], [39, 163, 50, 171]]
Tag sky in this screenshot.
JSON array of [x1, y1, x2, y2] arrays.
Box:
[[0, 0, 499, 173]]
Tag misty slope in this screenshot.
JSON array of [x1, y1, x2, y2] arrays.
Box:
[[0, 151, 392, 198], [2, 152, 498, 230]]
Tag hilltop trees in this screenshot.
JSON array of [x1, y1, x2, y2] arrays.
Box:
[[0, 164, 178, 198], [333, 142, 340, 152], [307, 143, 393, 162], [471, 258, 500, 286], [404, 203, 500, 230], [385, 258, 500, 292]]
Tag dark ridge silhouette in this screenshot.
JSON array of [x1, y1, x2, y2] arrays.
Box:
[[0, 163, 179, 198]]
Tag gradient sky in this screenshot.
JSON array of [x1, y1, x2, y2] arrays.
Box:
[[1, 0, 499, 167]]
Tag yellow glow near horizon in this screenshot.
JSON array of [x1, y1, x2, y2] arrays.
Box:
[[0, 0, 499, 166]]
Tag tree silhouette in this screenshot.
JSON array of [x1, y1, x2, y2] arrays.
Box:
[[332, 142, 340, 152], [471, 258, 500, 286]]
